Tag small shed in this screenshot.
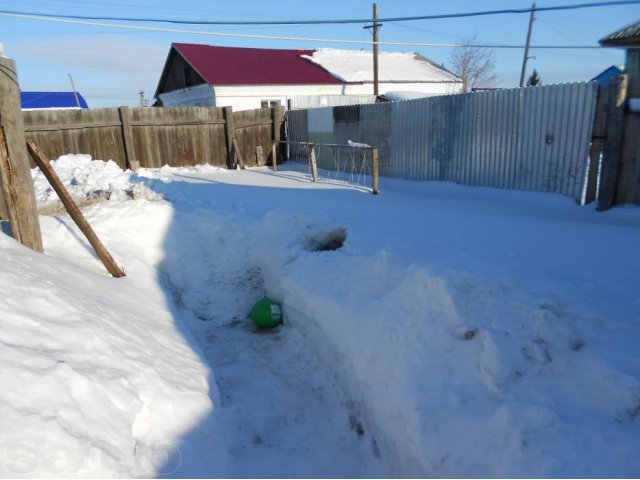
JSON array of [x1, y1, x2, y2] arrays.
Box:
[[20, 91, 89, 111]]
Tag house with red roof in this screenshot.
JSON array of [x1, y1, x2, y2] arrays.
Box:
[[154, 43, 462, 111]]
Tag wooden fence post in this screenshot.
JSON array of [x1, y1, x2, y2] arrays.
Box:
[[597, 75, 627, 211], [223, 106, 235, 169], [271, 106, 284, 170], [584, 86, 608, 205], [0, 55, 43, 252], [118, 106, 140, 171], [309, 144, 318, 182], [271, 142, 278, 172], [27, 140, 125, 278], [372, 147, 379, 195]]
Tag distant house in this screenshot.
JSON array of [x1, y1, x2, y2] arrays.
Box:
[[591, 65, 625, 86], [154, 43, 462, 111], [20, 91, 89, 111]]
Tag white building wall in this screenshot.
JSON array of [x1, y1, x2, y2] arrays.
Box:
[[212, 84, 347, 111], [344, 82, 463, 96], [158, 81, 463, 110]]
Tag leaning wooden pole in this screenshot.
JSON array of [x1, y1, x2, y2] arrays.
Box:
[[27, 140, 126, 278], [0, 55, 43, 252]]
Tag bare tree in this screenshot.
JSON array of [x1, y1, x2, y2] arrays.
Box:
[[449, 35, 497, 93]]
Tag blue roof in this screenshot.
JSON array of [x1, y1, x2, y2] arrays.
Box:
[[591, 66, 624, 86], [20, 91, 89, 109]]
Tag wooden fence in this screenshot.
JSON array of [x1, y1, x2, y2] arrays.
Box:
[[22, 105, 285, 170]]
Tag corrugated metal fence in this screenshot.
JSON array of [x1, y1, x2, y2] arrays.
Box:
[[289, 95, 377, 110], [287, 82, 598, 201]]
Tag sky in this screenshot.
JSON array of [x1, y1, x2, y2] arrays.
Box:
[[0, 0, 637, 108]]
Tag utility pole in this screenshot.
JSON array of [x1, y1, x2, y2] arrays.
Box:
[[67, 73, 81, 108], [519, 2, 536, 88], [364, 3, 381, 96], [138, 90, 145, 107], [372, 3, 379, 96]]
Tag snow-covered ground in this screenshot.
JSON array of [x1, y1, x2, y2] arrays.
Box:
[[2, 155, 639, 477]]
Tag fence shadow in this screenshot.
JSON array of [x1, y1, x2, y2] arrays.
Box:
[[137, 168, 375, 477]]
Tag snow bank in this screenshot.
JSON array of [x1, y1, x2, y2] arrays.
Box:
[[241, 182, 640, 477], [305, 48, 459, 83], [264, 249, 640, 477], [31, 154, 161, 208], [0, 218, 225, 477]]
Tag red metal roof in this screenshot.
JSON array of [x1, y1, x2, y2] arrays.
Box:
[[173, 43, 344, 85]]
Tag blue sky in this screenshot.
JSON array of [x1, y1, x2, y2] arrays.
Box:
[[0, 0, 637, 107]]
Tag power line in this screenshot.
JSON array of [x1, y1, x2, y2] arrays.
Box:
[[1, 1, 639, 26], [0, 11, 614, 49]]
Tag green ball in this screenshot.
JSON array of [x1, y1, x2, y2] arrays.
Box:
[[250, 297, 283, 329]]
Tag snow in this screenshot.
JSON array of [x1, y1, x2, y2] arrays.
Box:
[[305, 48, 459, 83], [31, 155, 161, 209], [2, 154, 640, 477], [0, 221, 226, 477], [382, 90, 437, 101], [347, 140, 371, 148]]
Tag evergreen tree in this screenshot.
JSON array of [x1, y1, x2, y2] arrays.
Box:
[[527, 69, 541, 87]]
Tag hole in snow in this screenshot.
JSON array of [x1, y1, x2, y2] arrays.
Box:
[[305, 227, 347, 252]]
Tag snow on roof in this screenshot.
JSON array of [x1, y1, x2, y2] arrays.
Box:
[[21, 91, 89, 109], [173, 43, 343, 85], [304, 48, 460, 83]]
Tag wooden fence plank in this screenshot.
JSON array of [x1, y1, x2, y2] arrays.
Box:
[[271, 106, 281, 167], [118, 106, 140, 171], [0, 56, 43, 252], [223, 106, 235, 169], [584, 86, 609, 204], [617, 112, 640, 205], [597, 75, 627, 211]]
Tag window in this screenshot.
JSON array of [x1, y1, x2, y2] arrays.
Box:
[[261, 99, 281, 109]]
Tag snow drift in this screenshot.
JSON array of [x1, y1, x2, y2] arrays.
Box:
[[2, 154, 639, 477], [0, 206, 225, 477]]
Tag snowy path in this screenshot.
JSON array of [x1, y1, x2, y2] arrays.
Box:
[[154, 200, 388, 477], [192, 318, 386, 478]]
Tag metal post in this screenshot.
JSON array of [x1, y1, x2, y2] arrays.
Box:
[[68, 73, 82, 108]]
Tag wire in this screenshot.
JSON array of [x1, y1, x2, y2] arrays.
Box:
[[0, 11, 614, 49], [1, 1, 640, 26]]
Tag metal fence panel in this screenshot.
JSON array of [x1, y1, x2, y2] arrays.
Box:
[[289, 95, 377, 110], [286, 82, 598, 200]]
